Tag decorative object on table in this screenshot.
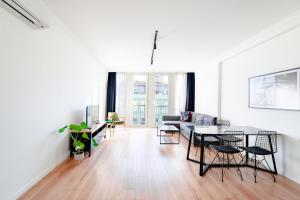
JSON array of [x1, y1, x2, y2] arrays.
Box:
[[249, 67, 300, 110], [58, 122, 99, 161], [241, 131, 278, 183]]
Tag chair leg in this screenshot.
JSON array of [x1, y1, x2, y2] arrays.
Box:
[[195, 147, 199, 156], [209, 151, 219, 171], [254, 154, 257, 183], [263, 156, 276, 182], [232, 154, 243, 181], [227, 154, 230, 170], [239, 152, 244, 162], [222, 153, 225, 182]]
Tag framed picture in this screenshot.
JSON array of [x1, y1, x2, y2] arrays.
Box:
[[249, 67, 300, 111]]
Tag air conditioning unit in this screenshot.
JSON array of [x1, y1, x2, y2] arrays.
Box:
[[0, 0, 47, 29]]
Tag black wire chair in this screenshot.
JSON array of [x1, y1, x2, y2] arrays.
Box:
[[242, 131, 277, 182], [210, 131, 244, 182]]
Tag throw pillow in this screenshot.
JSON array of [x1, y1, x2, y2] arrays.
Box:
[[180, 111, 192, 122]]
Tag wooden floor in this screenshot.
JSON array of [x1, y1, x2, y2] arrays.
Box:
[[20, 128, 300, 200]]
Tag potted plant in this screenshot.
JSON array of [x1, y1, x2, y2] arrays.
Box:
[[59, 122, 98, 161]]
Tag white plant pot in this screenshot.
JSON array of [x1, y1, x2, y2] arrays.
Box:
[[74, 152, 84, 161]]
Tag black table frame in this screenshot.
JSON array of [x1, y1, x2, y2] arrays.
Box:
[[186, 129, 278, 176], [157, 125, 180, 144]]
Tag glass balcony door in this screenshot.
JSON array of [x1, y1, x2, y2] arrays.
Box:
[[132, 74, 148, 126], [154, 74, 169, 125], [124, 73, 171, 127]]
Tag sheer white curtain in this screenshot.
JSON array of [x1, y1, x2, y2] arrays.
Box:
[[175, 73, 187, 115], [116, 73, 127, 117]]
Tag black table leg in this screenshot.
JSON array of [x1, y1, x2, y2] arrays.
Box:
[[268, 135, 278, 175], [245, 134, 249, 165], [186, 129, 200, 163], [186, 129, 193, 159], [199, 134, 205, 176]]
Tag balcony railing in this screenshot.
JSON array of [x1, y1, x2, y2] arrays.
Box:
[[133, 105, 168, 125], [155, 105, 168, 124], [133, 104, 145, 125]]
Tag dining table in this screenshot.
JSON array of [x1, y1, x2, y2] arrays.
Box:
[[186, 125, 279, 176]]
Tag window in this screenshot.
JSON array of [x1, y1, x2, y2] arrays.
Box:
[[133, 75, 147, 125], [155, 74, 168, 124]]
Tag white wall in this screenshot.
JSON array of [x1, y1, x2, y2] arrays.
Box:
[[221, 26, 300, 183], [0, 2, 107, 199], [195, 63, 219, 116]]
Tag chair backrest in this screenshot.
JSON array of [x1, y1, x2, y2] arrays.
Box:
[[222, 131, 244, 147], [255, 131, 277, 153], [108, 112, 119, 121], [217, 119, 230, 127]]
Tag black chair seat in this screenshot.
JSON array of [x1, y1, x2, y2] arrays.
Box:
[[212, 145, 240, 154], [243, 146, 272, 155]]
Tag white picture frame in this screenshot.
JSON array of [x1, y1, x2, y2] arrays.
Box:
[[249, 68, 300, 111]]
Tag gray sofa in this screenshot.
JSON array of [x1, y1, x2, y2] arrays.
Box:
[[162, 112, 217, 146]]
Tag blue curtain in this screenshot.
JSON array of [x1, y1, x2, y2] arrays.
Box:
[[106, 72, 116, 117], [185, 72, 195, 111]]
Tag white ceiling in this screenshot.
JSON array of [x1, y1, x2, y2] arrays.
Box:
[[42, 0, 300, 72]]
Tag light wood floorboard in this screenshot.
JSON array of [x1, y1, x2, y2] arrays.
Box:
[[19, 128, 300, 200]]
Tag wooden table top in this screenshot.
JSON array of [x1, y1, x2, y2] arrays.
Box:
[[69, 122, 106, 134]]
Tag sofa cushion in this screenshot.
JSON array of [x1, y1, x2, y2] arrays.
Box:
[[194, 113, 204, 125], [203, 114, 217, 125], [191, 112, 196, 123], [195, 113, 204, 121]]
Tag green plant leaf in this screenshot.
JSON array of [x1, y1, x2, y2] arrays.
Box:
[[58, 125, 68, 133], [92, 138, 99, 147], [82, 133, 89, 139], [80, 122, 89, 129], [69, 124, 82, 131], [73, 140, 85, 150]]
